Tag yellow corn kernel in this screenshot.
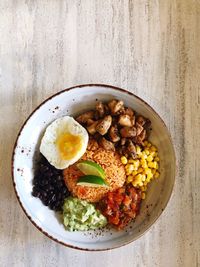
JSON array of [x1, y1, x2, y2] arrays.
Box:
[[143, 181, 148, 186], [125, 165, 130, 170], [141, 154, 147, 161], [154, 156, 160, 162], [144, 149, 150, 155], [141, 174, 146, 182], [141, 170, 146, 176], [132, 165, 139, 171], [141, 161, 148, 169], [148, 162, 154, 168], [133, 178, 139, 183], [147, 173, 153, 179], [154, 161, 159, 169], [132, 171, 138, 176], [141, 186, 147, 192], [141, 192, 146, 199], [137, 167, 143, 173], [139, 181, 143, 186], [133, 159, 140, 166], [136, 145, 142, 154], [127, 175, 133, 183], [125, 167, 131, 174], [148, 162, 158, 169], [132, 181, 138, 187], [144, 168, 151, 175], [146, 155, 154, 162], [146, 177, 151, 183], [127, 164, 134, 172], [135, 173, 143, 181], [126, 170, 132, 176], [147, 142, 151, 148], [134, 178, 140, 184], [143, 141, 148, 146], [142, 152, 148, 158], [151, 169, 156, 175], [147, 172, 153, 180], [150, 146, 157, 152], [155, 171, 160, 178], [150, 151, 156, 158], [128, 159, 135, 164], [121, 156, 128, 165]]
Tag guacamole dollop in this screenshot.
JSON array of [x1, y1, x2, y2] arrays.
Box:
[[62, 197, 107, 231]]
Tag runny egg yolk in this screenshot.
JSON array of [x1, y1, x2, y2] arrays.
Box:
[[56, 133, 83, 160]]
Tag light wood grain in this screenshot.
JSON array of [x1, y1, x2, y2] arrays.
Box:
[[0, 0, 199, 266]]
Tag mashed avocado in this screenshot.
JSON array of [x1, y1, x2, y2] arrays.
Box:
[[62, 197, 107, 231]]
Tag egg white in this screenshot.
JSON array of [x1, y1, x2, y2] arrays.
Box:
[[40, 116, 89, 169]]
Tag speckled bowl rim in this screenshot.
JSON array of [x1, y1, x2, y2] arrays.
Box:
[[11, 84, 176, 251]]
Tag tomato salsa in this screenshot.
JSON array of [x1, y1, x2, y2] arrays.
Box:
[[97, 185, 142, 230]]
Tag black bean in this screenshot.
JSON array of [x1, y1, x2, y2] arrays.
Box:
[[47, 198, 52, 205], [56, 181, 63, 189], [49, 203, 56, 210], [33, 175, 40, 181], [62, 187, 67, 194], [57, 192, 62, 200], [51, 194, 56, 202], [35, 175, 42, 181], [42, 191, 47, 198], [49, 190, 54, 196], [42, 179, 49, 186], [52, 171, 60, 176], [56, 175, 63, 181], [43, 198, 49, 206], [46, 171, 53, 177], [32, 190, 40, 198], [34, 180, 40, 186], [32, 154, 70, 211], [51, 177, 58, 184], [49, 185, 54, 191], [43, 184, 51, 192], [40, 165, 49, 173], [38, 180, 44, 187]]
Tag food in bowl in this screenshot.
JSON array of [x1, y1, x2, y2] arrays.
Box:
[[40, 116, 89, 169], [63, 139, 126, 203], [32, 99, 160, 231], [63, 197, 107, 231]]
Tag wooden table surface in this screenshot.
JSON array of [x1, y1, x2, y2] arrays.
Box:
[[0, 1, 199, 266]]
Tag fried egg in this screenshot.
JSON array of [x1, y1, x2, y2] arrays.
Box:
[[40, 116, 89, 169]]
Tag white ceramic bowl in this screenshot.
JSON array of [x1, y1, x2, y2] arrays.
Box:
[[12, 84, 176, 251]]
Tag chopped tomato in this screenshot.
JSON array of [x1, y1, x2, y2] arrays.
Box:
[[114, 194, 124, 205], [97, 185, 142, 230], [130, 202, 137, 210], [123, 195, 132, 207], [109, 211, 120, 225], [118, 187, 125, 194], [125, 210, 136, 219], [108, 192, 114, 203]]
